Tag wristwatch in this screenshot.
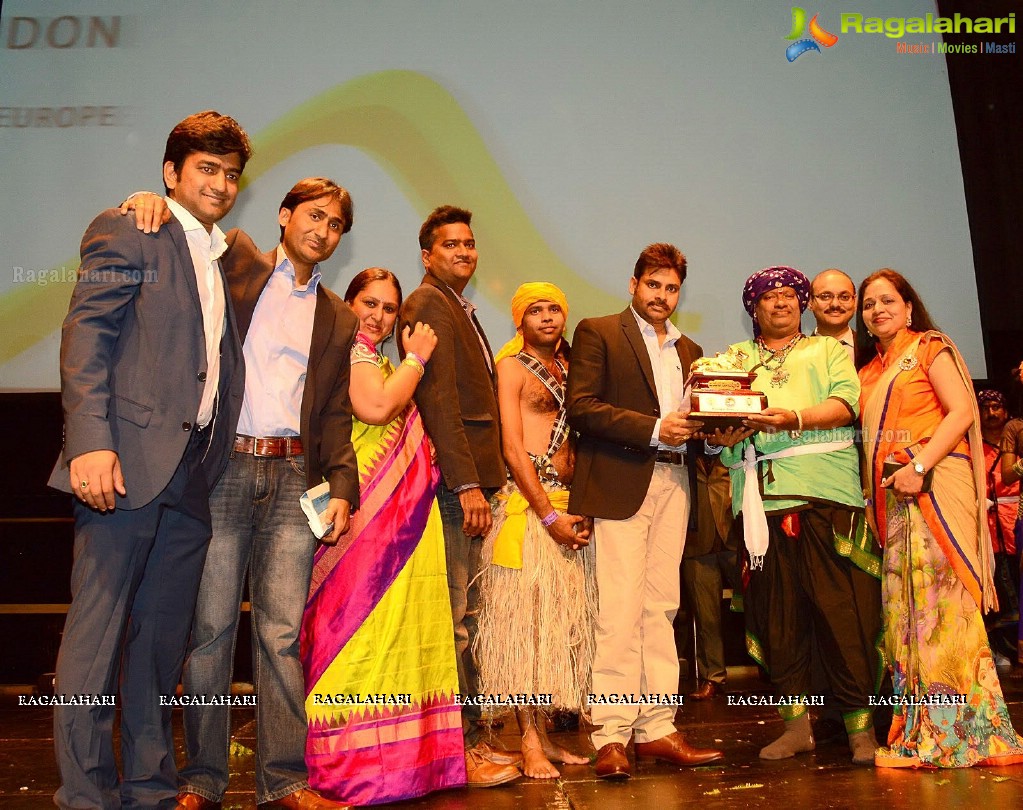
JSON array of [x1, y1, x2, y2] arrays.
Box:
[[912, 461, 926, 476]]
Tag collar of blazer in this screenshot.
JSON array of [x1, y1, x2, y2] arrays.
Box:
[[162, 214, 206, 318], [619, 306, 696, 399], [422, 272, 497, 378]]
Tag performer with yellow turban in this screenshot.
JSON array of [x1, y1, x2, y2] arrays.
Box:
[[475, 282, 597, 779]]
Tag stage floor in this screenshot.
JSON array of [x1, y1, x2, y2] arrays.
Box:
[[4, 672, 1023, 808]]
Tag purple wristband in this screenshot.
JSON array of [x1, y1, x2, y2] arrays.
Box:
[[408, 351, 428, 367], [541, 511, 558, 527]]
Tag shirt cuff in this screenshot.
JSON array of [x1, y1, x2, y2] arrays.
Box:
[[651, 418, 662, 447], [453, 483, 480, 494]]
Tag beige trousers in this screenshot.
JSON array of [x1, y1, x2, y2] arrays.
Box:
[[590, 462, 689, 749]]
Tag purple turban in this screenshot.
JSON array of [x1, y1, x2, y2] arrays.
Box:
[[977, 389, 1007, 409], [742, 266, 811, 336]]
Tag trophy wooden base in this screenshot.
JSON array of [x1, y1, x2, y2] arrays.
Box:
[[686, 370, 767, 432], [689, 411, 755, 431]]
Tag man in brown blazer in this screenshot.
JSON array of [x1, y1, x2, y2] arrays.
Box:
[[184, 179, 358, 810], [124, 178, 359, 809], [399, 205, 520, 788], [567, 243, 723, 779]]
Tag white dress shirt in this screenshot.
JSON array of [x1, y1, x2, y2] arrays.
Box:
[[165, 196, 226, 428], [630, 307, 688, 450]]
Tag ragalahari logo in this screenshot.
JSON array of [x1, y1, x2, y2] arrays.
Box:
[[785, 7, 839, 61]]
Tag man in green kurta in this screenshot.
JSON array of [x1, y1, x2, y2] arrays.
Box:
[[710, 266, 881, 766]]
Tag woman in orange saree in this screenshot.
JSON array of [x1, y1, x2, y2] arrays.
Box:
[[857, 268, 1023, 768]]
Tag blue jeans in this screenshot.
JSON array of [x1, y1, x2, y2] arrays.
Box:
[[436, 484, 495, 749], [178, 452, 315, 804]]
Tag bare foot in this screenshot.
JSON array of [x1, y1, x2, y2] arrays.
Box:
[[522, 742, 561, 779], [540, 739, 589, 766]]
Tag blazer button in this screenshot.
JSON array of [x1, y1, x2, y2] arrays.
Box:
[[197, 371, 207, 382], [182, 421, 192, 431]]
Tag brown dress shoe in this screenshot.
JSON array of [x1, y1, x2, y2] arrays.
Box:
[[175, 793, 222, 810], [688, 680, 725, 701], [635, 731, 723, 766], [475, 740, 525, 766], [465, 745, 522, 788], [594, 742, 631, 779], [257, 787, 353, 809]]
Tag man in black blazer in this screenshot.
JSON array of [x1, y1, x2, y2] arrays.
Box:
[[567, 243, 723, 779], [49, 111, 250, 809], [399, 206, 520, 788], [127, 178, 359, 809]]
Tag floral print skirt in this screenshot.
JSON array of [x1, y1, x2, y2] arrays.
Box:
[[878, 499, 1023, 767]]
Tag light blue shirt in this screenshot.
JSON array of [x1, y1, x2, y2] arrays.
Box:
[[236, 246, 320, 437]]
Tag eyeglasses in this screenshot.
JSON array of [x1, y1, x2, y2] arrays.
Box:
[[814, 292, 854, 304]]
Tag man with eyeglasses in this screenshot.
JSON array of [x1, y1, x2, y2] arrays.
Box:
[[808, 269, 857, 362]]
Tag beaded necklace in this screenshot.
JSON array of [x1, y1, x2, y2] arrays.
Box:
[[755, 332, 805, 388]]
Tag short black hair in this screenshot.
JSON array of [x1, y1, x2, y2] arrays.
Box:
[[279, 178, 353, 239], [633, 243, 687, 283], [162, 110, 251, 184], [419, 205, 472, 251]]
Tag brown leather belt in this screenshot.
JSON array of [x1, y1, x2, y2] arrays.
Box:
[[233, 434, 304, 458], [655, 449, 685, 465]]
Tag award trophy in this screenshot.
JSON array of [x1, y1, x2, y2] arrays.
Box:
[[686, 349, 767, 429]]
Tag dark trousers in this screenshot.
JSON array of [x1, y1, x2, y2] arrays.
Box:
[[682, 547, 739, 684], [436, 484, 493, 749], [54, 430, 213, 809], [745, 507, 880, 715]]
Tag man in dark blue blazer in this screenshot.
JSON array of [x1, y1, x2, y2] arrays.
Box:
[[48, 111, 250, 809]]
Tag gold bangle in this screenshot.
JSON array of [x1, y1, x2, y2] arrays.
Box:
[[402, 357, 425, 377]]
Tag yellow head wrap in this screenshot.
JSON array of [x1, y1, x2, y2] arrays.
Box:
[[494, 282, 570, 364]]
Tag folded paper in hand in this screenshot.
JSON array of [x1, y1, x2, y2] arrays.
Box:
[[299, 482, 333, 539]]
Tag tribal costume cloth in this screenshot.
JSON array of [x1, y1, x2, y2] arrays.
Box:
[[474, 350, 596, 711]]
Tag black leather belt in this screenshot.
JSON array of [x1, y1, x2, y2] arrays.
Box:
[[655, 449, 685, 465]]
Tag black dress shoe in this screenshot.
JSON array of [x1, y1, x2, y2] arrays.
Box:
[[688, 680, 725, 701]]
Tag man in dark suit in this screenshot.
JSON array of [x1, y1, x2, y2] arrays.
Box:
[[567, 243, 723, 779], [126, 178, 359, 809], [399, 206, 520, 787], [49, 111, 251, 809]]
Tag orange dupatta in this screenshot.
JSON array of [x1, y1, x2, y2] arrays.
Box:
[[860, 331, 996, 612]]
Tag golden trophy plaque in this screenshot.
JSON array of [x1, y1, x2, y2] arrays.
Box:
[[686, 351, 767, 429]]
